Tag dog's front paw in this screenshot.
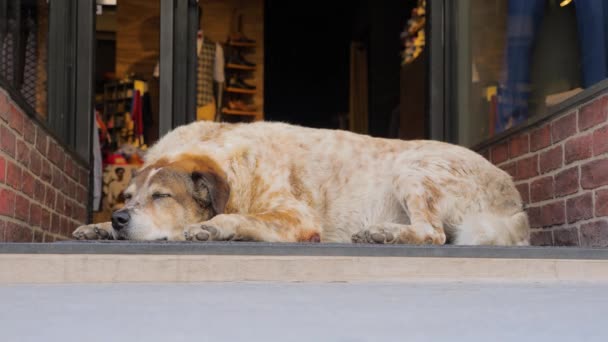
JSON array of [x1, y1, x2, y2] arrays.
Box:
[[73, 224, 113, 240], [352, 226, 398, 244], [183, 224, 234, 241]]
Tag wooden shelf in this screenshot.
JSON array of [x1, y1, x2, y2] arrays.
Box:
[[227, 41, 257, 48], [226, 63, 256, 71], [226, 87, 257, 95], [222, 108, 260, 116]]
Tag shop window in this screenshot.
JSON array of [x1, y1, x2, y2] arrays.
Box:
[[446, 0, 608, 147], [0, 0, 49, 119], [0, 0, 95, 160]]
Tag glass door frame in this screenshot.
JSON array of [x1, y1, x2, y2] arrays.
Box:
[[159, 0, 199, 137], [428, 0, 463, 144]]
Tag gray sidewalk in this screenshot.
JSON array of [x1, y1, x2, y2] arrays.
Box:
[[1, 281, 605, 342]]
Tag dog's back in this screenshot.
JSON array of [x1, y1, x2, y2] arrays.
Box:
[[141, 121, 528, 245]]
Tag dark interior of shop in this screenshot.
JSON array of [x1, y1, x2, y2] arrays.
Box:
[[264, 0, 411, 137]]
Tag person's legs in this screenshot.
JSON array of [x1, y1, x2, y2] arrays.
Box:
[[574, 0, 608, 87], [496, 0, 545, 133]]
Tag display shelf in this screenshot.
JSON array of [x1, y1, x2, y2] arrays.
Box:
[[226, 63, 256, 71], [227, 41, 257, 48], [225, 87, 256, 95], [222, 108, 260, 116]]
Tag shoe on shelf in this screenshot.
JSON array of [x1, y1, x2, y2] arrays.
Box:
[[229, 33, 256, 44], [228, 100, 258, 112], [228, 76, 256, 90], [227, 52, 256, 67]]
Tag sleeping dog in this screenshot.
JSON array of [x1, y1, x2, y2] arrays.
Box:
[[74, 121, 529, 245]]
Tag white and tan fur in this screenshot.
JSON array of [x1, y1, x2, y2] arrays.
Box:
[[74, 121, 529, 245]]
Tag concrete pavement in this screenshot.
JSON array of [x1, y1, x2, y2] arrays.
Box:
[[1, 281, 605, 342]]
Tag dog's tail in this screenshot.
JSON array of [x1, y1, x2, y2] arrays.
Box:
[[452, 211, 530, 246]]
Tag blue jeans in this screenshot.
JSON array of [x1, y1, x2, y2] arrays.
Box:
[[574, 0, 608, 87], [495, 0, 608, 133]]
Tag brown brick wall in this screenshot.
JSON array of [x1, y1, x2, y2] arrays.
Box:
[[0, 88, 89, 242], [480, 93, 608, 247]]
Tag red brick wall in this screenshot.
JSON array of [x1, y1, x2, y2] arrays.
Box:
[[0, 88, 89, 242], [480, 94, 608, 247]]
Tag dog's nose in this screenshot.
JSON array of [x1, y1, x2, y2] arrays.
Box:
[[111, 210, 130, 230]]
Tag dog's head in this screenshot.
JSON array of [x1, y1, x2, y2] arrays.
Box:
[[110, 154, 230, 240]]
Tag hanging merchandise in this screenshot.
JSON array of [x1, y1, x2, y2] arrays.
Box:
[[141, 91, 153, 127], [95, 109, 111, 146], [130, 89, 144, 147], [196, 30, 226, 122], [401, 0, 426, 65], [197, 36, 218, 107], [101, 79, 148, 149]]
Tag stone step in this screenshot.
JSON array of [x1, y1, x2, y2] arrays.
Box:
[[1, 242, 607, 284]]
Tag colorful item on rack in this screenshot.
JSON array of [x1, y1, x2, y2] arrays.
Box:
[[95, 110, 111, 144], [401, 0, 426, 65], [131, 89, 144, 142], [104, 153, 128, 165]]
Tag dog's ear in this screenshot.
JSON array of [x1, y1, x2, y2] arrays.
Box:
[[191, 171, 230, 215]]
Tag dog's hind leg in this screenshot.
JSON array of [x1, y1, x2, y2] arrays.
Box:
[[352, 177, 447, 245], [352, 221, 446, 245]]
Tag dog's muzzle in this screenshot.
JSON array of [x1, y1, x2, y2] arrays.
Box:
[[111, 209, 131, 231]]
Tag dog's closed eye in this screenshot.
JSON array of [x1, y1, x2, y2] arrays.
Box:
[[152, 193, 172, 200]]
